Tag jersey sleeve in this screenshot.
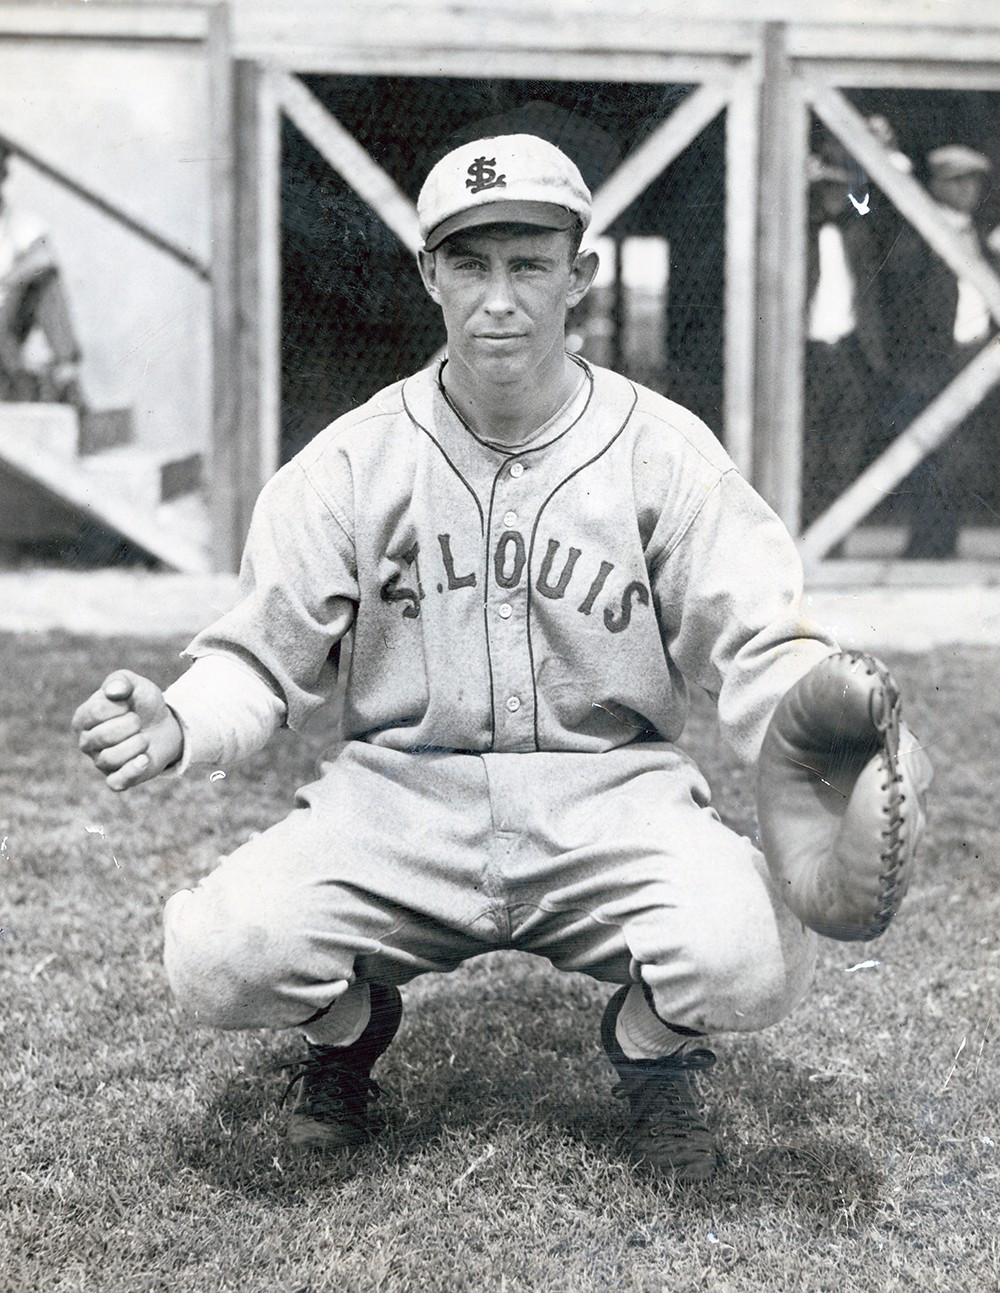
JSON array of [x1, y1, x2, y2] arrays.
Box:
[[163, 652, 287, 771], [180, 455, 358, 737], [652, 468, 839, 765]]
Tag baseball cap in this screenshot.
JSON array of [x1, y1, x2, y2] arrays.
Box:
[[417, 134, 592, 252], [927, 144, 991, 181]]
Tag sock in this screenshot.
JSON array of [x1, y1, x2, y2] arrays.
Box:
[[302, 981, 371, 1048], [615, 983, 700, 1060]]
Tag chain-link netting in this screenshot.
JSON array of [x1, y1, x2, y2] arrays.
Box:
[[803, 88, 1000, 557], [281, 78, 1000, 559]]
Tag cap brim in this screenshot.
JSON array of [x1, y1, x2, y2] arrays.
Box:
[[424, 200, 578, 251]]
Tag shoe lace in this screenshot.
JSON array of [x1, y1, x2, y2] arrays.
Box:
[[611, 1047, 717, 1134], [280, 1048, 383, 1123]]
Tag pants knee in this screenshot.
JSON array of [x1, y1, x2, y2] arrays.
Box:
[[163, 885, 350, 1031], [705, 930, 817, 1031], [644, 919, 818, 1035], [163, 888, 268, 1028]]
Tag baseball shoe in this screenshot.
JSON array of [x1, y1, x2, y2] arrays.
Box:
[[282, 982, 403, 1150], [601, 986, 718, 1182]]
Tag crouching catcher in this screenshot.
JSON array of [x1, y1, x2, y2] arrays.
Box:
[[73, 131, 930, 1183]]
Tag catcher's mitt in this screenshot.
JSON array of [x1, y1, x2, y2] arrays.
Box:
[[756, 651, 933, 942]]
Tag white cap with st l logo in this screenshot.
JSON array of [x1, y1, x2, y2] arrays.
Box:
[[417, 134, 592, 252]]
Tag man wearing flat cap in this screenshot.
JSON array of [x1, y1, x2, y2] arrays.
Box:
[[74, 129, 846, 1183], [886, 142, 997, 558]]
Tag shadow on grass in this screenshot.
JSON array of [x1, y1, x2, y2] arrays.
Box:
[[712, 1043, 887, 1231], [162, 1054, 380, 1197], [160, 984, 884, 1234], [721, 1140, 884, 1230]]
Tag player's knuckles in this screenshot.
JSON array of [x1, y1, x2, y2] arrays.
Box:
[[79, 713, 142, 754], [102, 713, 142, 744], [77, 726, 116, 756], [93, 746, 128, 773], [71, 697, 103, 732], [107, 755, 150, 792], [77, 727, 109, 755], [93, 734, 147, 773], [73, 693, 129, 731]]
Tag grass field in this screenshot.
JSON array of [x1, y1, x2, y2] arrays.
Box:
[[2, 634, 998, 1293]]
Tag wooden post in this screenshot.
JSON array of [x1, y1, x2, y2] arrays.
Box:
[[207, 1, 240, 571], [234, 61, 283, 521], [724, 63, 760, 477], [611, 235, 625, 375], [752, 23, 808, 532]]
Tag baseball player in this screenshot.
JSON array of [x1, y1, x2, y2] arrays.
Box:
[[73, 134, 928, 1183]]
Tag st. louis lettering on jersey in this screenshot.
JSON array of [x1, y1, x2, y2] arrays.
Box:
[[379, 530, 651, 635]]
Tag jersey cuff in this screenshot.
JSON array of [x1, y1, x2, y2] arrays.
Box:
[[163, 653, 286, 773]]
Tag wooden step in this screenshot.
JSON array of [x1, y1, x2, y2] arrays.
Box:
[[0, 402, 79, 461], [78, 407, 134, 455], [0, 402, 135, 458], [0, 407, 210, 572], [79, 444, 203, 512]]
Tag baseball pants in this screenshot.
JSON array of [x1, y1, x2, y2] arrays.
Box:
[[163, 741, 817, 1039]]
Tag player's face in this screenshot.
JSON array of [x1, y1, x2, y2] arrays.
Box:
[[418, 226, 598, 388]]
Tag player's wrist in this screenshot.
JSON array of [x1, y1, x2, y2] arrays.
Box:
[[149, 708, 184, 775]]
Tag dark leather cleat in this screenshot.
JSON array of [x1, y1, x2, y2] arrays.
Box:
[[283, 982, 402, 1150], [601, 986, 718, 1182]]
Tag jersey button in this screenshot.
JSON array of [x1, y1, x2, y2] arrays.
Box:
[[509, 462, 525, 478], [498, 603, 513, 619], [505, 696, 521, 713], [503, 511, 518, 527]]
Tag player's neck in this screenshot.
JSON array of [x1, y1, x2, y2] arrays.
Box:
[[442, 352, 580, 446]]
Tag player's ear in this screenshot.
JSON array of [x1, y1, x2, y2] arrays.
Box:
[[417, 249, 441, 303], [567, 247, 600, 308]]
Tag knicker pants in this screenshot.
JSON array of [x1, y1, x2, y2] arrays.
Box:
[[163, 741, 817, 1036]]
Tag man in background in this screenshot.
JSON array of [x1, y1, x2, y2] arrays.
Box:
[[803, 151, 890, 533], [0, 140, 84, 407], [888, 143, 998, 558]]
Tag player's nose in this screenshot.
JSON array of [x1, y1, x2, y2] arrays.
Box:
[[482, 268, 516, 315]]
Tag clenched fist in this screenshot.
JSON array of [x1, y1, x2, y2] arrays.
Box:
[[72, 670, 184, 791]]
